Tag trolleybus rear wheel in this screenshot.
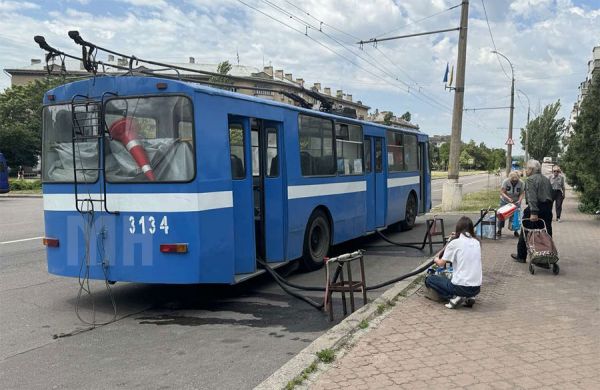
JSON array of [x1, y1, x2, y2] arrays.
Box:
[[400, 193, 418, 231], [301, 210, 330, 271]]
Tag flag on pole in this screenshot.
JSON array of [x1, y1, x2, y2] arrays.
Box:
[[449, 64, 454, 86], [443, 62, 449, 83]]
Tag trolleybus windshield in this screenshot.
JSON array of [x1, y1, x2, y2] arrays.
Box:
[[104, 95, 195, 182]]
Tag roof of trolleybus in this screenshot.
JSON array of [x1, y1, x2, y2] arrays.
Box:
[[44, 76, 424, 136]]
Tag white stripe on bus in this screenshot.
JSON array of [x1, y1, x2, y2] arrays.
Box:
[[387, 176, 420, 188], [288, 181, 366, 200], [43, 192, 233, 212]]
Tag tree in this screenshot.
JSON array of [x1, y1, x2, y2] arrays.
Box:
[[520, 100, 565, 161], [438, 142, 450, 170], [459, 149, 474, 169], [562, 74, 600, 213], [383, 111, 394, 125], [0, 77, 64, 168], [208, 61, 233, 87], [400, 111, 411, 122]]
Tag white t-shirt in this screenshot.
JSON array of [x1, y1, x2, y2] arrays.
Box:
[[442, 233, 482, 287]]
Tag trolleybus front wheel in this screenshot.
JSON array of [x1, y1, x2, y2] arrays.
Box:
[[301, 210, 331, 271]]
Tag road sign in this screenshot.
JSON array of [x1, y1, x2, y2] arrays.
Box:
[[505, 138, 515, 145]]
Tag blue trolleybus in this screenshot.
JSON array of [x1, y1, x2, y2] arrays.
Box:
[[41, 76, 431, 284]]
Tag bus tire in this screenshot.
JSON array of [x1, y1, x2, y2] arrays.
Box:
[[301, 210, 331, 271], [400, 192, 418, 231]]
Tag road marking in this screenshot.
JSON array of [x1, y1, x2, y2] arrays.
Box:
[[0, 236, 44, 245], [432, 176, 498, 194]]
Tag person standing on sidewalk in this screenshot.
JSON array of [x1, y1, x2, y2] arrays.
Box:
[[512, 159, 554, 263], [425, 216, 482, 309], [549, 166, 566, 222], [497, 171, 524, 237]]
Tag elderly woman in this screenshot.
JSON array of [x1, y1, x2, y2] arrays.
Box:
[[497, 171, 524, 237], [511, 159, 554, 263]]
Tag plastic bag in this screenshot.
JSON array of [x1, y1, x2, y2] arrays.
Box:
[[476, 215, 496, 239], [511, 208, 521, 231]]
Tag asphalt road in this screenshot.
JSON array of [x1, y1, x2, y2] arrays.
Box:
[[0, 173, 496, 389]]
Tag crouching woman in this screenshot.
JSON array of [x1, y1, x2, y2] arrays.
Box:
[[425, 216, 482, 309]]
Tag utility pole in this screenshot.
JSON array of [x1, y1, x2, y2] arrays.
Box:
[[519, 89, 530, 163], [525, 105, 530, 162], [441, 0, 469, 211], [506, 76, 515, 176], [492, 50, 515, 177]]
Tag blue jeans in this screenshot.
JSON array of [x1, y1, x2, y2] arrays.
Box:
[[425, 275, 480, 300]]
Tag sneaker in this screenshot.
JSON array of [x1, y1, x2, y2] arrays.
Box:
[[557, 218, 561, 223], [496, 230, 502, 236], [514, 231, 519, 237], [463, 298, 476, 308], [445, 296, 465, 309]]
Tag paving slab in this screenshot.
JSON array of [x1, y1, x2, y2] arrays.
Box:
[[308, 190, 600, 389]]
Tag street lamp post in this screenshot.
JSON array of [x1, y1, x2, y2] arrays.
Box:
[[518, 89, 531, 162], [492, 50, 515, 176]]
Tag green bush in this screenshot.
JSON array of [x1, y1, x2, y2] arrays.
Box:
[[9, 179, 42, 191]]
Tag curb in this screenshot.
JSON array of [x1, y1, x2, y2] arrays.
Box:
[[0, 194, 43, 198], [254, 257, 432, 390]]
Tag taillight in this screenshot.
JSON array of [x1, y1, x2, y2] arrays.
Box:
[[160, 243, 188, 253], [43, 237, 59, 247]]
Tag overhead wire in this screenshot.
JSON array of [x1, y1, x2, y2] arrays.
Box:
[[261, 1, 497, 132], [248, 0, 456, 116], [373, 2, 462, 39], [481, 0, 511, 80]]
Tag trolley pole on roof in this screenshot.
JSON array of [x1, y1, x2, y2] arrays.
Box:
[[441, 0, 469, 211]]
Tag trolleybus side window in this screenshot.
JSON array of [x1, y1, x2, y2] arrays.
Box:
[[229, 123, 245, 179], [298, 114, 335, 176], [251, 129, 260, 177], [104, 96, 195, 182], [42, 104, 100, 183], [375, 139, 383, 173], [266, 128, 279, 177], [364, 138, 372, 173], [404, 134, 418, 171], [386, 131, 405, 172], [335, 123, 363, 175]]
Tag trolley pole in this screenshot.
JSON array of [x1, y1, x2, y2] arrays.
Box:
[[442, 0, 469, 211]]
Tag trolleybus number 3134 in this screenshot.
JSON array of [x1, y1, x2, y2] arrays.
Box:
[[128, 215, 170, 235]]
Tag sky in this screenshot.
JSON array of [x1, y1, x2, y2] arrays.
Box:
[[1, 0, 599, 153]]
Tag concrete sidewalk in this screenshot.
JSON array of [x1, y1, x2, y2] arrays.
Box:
[[309, 190, 600, 389]]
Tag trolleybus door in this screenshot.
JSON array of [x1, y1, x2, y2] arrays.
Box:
[[229, 117, 256, 274], [418, 141, 430, 213], [251, 119, 286, 262], [364, 136, 386, 231]]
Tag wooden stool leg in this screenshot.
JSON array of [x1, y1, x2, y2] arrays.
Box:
[[339, 269, 347, 316], [327, 291, 333, 322], [359, 257, 367, 305], [428, 219, 434, 254], [347, 262, 355, 312]]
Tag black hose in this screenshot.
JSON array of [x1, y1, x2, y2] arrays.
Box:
[[257, 259, 324, 309], [366, 260, 435, 290], [374, 219, 434, 250], [375, 230, 428, 250], [258, 210, 491, 309]]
